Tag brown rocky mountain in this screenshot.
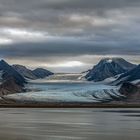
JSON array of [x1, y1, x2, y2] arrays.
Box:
[[0, 77, 25, 96], [119, 82, 140, 102]]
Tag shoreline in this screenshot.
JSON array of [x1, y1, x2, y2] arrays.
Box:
[[0, 103, 140, 108]]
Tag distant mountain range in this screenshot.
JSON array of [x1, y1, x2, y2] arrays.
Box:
[[1, 58, 138, 85], [0, 58, 140, 102], [85, 58, 136, 82], [13, 65, 54, 80]]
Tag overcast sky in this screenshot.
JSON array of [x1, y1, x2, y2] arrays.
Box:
[[0, 0, 140, 72]]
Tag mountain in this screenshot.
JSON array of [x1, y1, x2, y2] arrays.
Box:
[[85, 58, 136, 82], [0, 60, 26, 86], [13, 65, 54, 79], [0, 77, 25, 96], [13, 65, 37, 80], [113, 64, 140, 85], [32, 68, 54, 78], [0, 60, 53, 96], [119, 82, 140, 102]]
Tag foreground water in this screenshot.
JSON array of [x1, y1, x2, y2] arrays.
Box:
[[0, 108, 140, 140]]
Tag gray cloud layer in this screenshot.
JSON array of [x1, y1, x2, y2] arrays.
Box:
[[1, 40, 140, 57], [0, 0, 140, 72]]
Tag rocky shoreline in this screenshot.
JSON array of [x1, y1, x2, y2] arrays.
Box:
[[1, 101, 140, 108]]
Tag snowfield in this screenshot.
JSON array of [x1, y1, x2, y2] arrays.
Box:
[[5, 82, 122, 103]]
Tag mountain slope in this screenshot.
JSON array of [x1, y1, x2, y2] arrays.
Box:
[[0, 60, 26, 86], [0, 77, 25, 96], [85, 58, 136, 82], [13, 65, 37, 80], [13, 65, 54, 79], [119, 82, 140, 102], [113, 64, 140, 85], [32, 68, 54, 78]]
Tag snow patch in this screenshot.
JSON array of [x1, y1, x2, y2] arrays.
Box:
[[106, 59, 112, 63], [132, 79, 140, 84]]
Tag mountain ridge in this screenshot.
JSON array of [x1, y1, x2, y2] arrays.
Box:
[[0, 60, 26, 86], [85, 57, 136, 82], [113, 64, 140, 85], [13, 65, 54, 79]]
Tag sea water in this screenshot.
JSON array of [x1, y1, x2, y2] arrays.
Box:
[[0, 108, 140, 140]]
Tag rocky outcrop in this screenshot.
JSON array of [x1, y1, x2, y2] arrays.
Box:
[[119, 82, 140, 102], [0, 77, 25, 96], [85, 58, 136, 82]]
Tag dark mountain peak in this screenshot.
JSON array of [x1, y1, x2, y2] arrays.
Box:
[[0, 60, 26, 86], [99, 57, 136, 69], [0, 59, 13, 71], [33, 68, 53, 73], [34, 68, 46, 71], [13, 64, 27, 69], [13, 64, 37, 80], [98, 58, 120, 67], [33, 68, 54, 78], [85, 57, 136, 82], [100, 57, 123, 62], [12, 65, 54, 79], [0, 59, 9, 66], [0, 59, 6, 63], [100, 57, 117, 62]]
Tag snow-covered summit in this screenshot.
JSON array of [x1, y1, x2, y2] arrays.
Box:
[[85, 57, 136, 82]]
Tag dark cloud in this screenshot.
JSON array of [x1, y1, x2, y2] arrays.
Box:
[[0, 0, 140, 72], [1, 0, 140, 11], [0, 39, 140, 58], [0, 0, 140, 30]]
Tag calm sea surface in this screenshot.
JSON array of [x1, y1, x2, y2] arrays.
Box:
[[0, 108, 140, 140]]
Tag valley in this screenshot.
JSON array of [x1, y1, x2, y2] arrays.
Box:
[[0, 57, 140, 106]]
